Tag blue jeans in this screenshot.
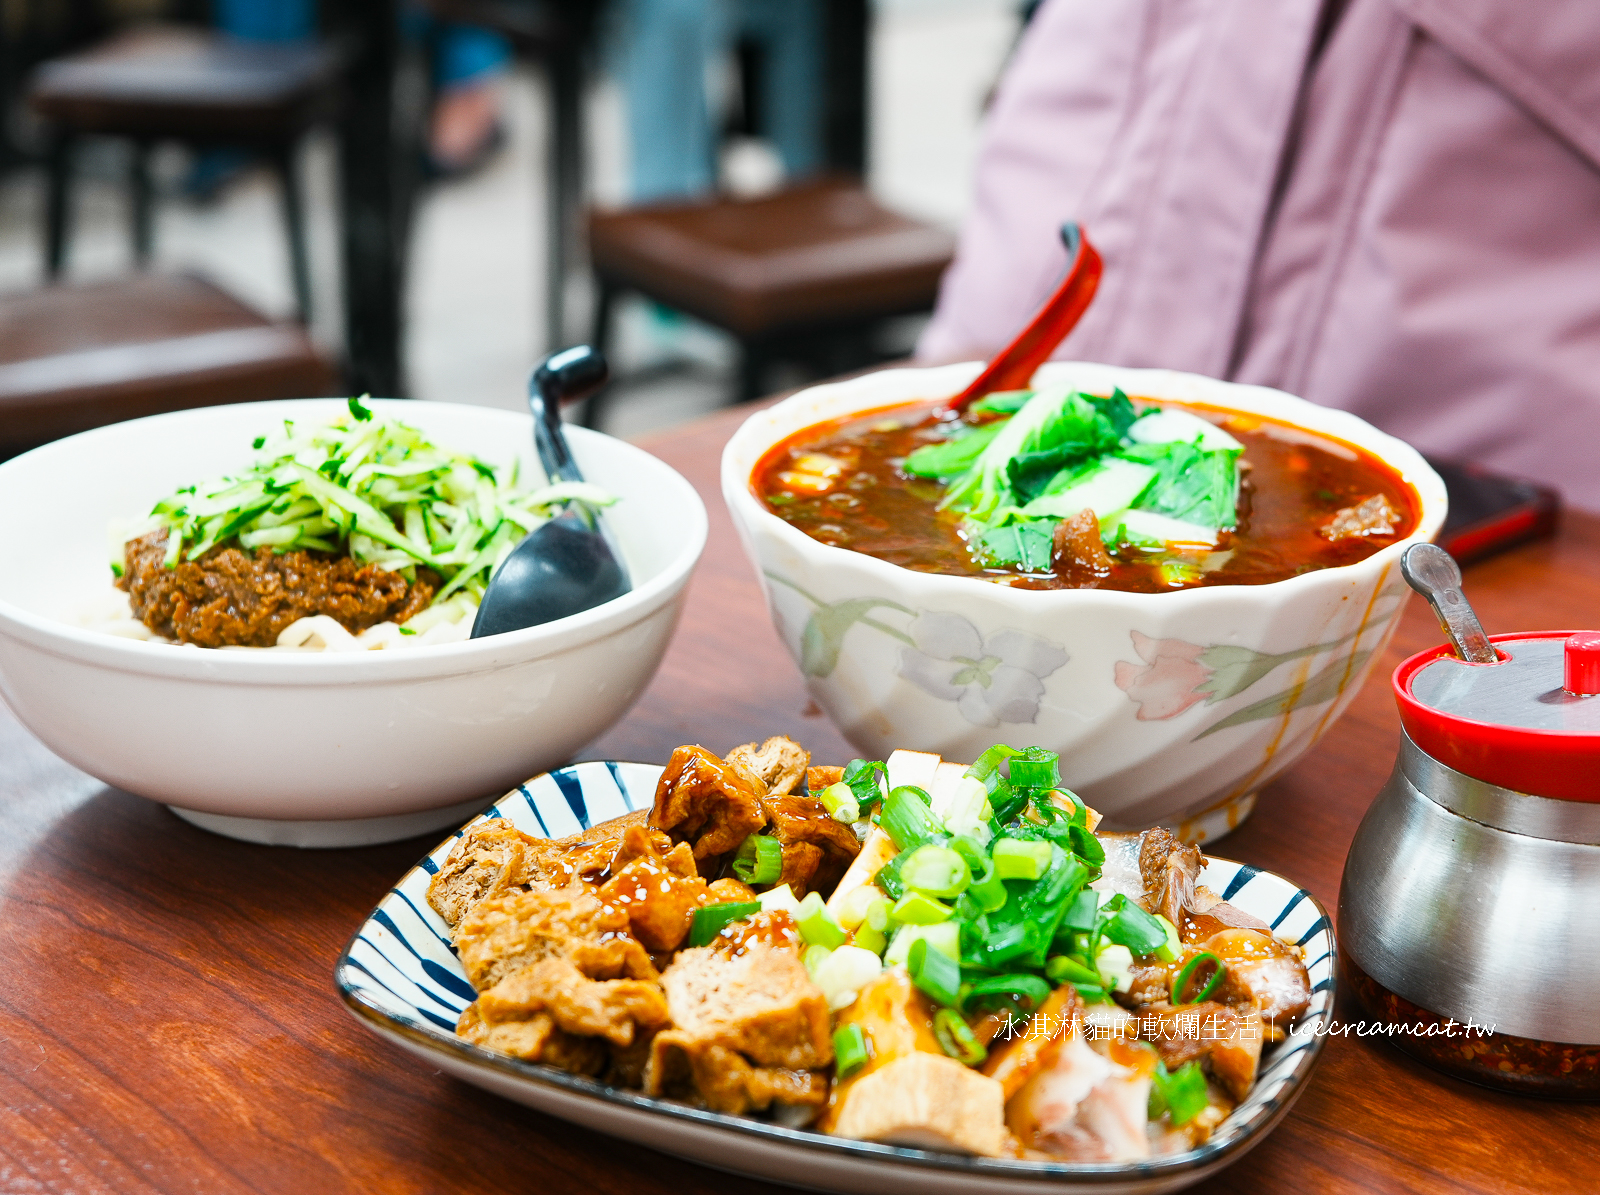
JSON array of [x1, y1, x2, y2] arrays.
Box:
[[619, 0, 823, 202]]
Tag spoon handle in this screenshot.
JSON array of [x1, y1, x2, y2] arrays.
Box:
[[1400, 543, 1499, 664], [944, 223, 1103, 414], [530, 345, 608, 486]]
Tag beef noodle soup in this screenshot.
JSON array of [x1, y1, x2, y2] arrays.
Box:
[[752, 389, 1417, 594]]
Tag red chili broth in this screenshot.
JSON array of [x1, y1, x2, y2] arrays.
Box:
[[751, 398, 1420, 594]]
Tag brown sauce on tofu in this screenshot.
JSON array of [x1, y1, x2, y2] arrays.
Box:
[[752, 398, 1419, 593], [118, 529, 435, 647]]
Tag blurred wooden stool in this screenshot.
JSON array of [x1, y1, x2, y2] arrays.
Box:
[[29, 25, 342, 322], [0, 274, 339, 460], [585, 176, 955, 425]]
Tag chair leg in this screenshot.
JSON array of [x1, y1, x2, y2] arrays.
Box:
[[129, 141, 154, 267], [581, 281, 618, 431], [738, 340, 770, 403], [44, 130, 74, 279], [274, 142, 313, 323]]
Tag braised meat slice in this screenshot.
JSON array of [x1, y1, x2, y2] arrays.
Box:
[[1321, 494, 1399, 541], [120, 529, 433, 648], [1137, 828, 1204, 927], [1206, 928, 1311, 1034], [453, 884, 669, 1070], [726, 735, 810, 796], [649, 745, 768, 864], [1135, 1001, 1263, 1101], [1052, 508, 1114, 587], [644, 940, 832, 1114]]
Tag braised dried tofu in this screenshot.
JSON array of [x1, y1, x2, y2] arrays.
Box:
[[651, 745, 769, 864], [427, 811, 665, 929], [831, 1053, 1009, 1157], [762, 790, 860, 897], [594, 823, 708, 952], [428, 818, 548, 928], [646, 940, 833, 1114], [453, 885, 668, 1069], [726, 735, 810, 796], [437, 736, 1312, 1168]]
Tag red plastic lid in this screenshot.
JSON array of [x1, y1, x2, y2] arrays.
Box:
[[1394, 631, 1600, 801]]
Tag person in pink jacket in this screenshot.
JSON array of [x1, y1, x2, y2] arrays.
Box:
[[919, 0, 1600, 510]]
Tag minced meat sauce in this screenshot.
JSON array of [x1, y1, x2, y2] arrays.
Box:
[[118, 529, 436, 648]]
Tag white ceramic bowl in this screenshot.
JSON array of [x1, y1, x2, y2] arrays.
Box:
[[0, 400, 706, 847], [339, 761, 1336, 1195], [722, 362, 1446, 841]]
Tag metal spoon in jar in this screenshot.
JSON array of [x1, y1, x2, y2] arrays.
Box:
[[470, 346, 631, 638], [1400, 542, 1498, 663]]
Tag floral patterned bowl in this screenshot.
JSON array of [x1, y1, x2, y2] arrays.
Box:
[[721, 362, 1446, 840]]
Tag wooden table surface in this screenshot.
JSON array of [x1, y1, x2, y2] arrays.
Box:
[[2, 400, 1597, 1194]]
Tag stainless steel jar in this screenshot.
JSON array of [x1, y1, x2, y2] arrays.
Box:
[[1339, 631, 1600, 1097]]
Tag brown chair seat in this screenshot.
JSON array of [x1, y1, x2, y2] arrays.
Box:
[[0, 274, 339, 459], [588, 176, 956, 341], [29, 25, 342, 322], [30, 25, 340, 141]]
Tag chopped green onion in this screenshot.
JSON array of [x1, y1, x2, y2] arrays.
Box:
[[803, 944, 833, 978], [952, 838, 1007, 913], [959, 973, 1051, 1015], [1067, 823, 1106, 869], [833, 1023, 869, 1078], [1060, 889, 1101, 933], [1095, 943, 1135, 992], [731, 834, 784, 886], [1008, 752, 1060, 789], [874, 847, 915, 900], [796, 891, 848, 949], [880, 785, 943, 851], [1171, 951, 1227, 1005], [1073, 982, 1112, 1004], [891, 892, 953, 926], [908, 938, 963, 1006], [1101, 895, 1170, 956], [933, 1007, 987, 1066], [1154, 913, 1182, 963], [687, 901, 760, 947], [1045, 955, 1101, 986], [834, 885, 882, 930], [853, 920, 888, 956], [1151, 1061, 1210, 1125], [992, 837, 1053, 881], [884, 921, 960, 967], [819, 782, 860, 823], [841, 758, 888, 812], [900, 845, 972, 898]]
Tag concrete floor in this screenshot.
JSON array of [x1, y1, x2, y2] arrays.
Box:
[[0, 0, 1020, 439]]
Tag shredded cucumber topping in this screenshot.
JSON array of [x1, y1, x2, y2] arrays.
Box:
[[138, 397, 616, 605]]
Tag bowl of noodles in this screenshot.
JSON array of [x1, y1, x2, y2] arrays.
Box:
[[0, 398, 706, 847]]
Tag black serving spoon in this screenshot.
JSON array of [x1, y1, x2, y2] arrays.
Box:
[[470, 346, 631, 638]]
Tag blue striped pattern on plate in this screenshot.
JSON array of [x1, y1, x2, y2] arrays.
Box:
[[337, 763, 1336, 1194]]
